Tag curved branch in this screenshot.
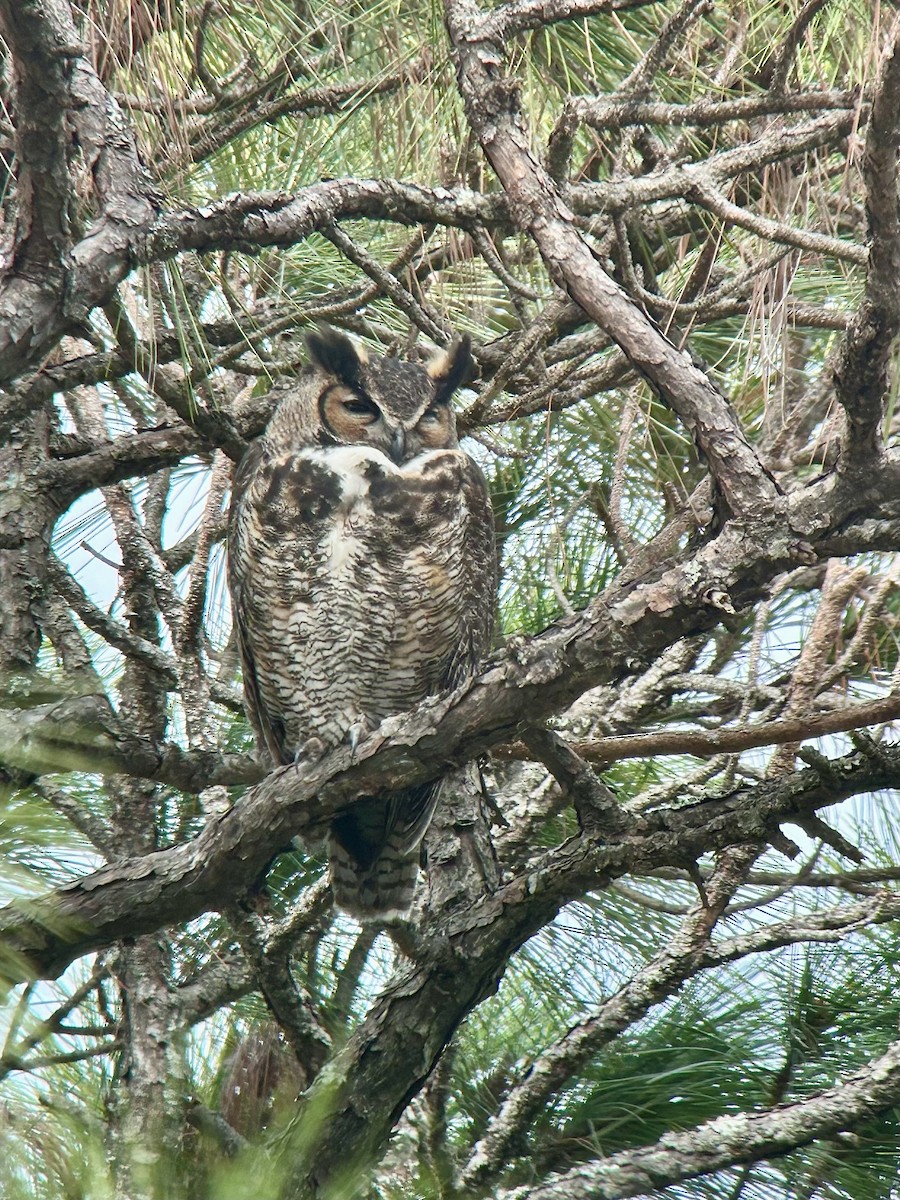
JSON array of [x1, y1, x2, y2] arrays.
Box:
[[142, 180, 505, 261], [3, 509, 900, 987], [444, 0, 779, 521], [500, 691, 900, 766], [484, 0, 662, 40], [0, 0, 157, 385], [560, 89, 858, 131], [495, 1034, 900, 1199]]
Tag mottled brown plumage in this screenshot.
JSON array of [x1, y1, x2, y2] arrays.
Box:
[[228, 326, 496, 919]]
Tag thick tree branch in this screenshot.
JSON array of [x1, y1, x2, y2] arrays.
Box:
[[143, 180, 505, 262], [0, 0, 157, 384], [0, 134, 865, 393], [33, 669, 900, 792], [0, 0, 78, 285], [833, 23, 900, 467], [3, 639, 900, 999]]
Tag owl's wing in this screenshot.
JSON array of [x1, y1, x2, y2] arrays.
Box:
[[440, 453, 498, 688], [228, 439, 290, 766]]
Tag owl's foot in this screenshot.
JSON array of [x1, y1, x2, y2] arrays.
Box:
[[346, 716, 376, 762], [385, 918, 427, 962], [292, 736, 326, 769]]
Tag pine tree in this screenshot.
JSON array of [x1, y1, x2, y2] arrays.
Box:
[[2, 2, 900, 1198]]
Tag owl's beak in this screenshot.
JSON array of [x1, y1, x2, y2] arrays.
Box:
[[389, 427, 407, 464]]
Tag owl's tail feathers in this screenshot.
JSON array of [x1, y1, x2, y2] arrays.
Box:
[[328, 836, 419, 921], [327, 786, 438, 921]]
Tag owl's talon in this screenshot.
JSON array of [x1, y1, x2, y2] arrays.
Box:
[[293, 736, 326, 769], [386, 918, 427, 961], [346, 718, 373, 763]]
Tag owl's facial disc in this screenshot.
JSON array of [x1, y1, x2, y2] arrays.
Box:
[[320, 384, 385, 443], [411, 400, 452, 449], [389, 399, 454, 462], [319, 380, 454, 462]]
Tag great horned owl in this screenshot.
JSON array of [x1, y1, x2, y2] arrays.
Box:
[[228, 325, 496, 919]]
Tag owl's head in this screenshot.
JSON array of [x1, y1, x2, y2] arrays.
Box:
[[267, 326, 472, 461]]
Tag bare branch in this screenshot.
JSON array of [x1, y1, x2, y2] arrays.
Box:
[[833, 21, 900, 466], [0, 0, 157, 383], [499, 690, 900, 767], [322, 221, 451, 344], [495, 1034, 900, 1200], [445, 0, 779, 521], [483, 0, 663, 40], [186, 72, 411, 166], [3, 653, 900, 988], [558, 90, 858, 133], [690, 180, 866, 266]]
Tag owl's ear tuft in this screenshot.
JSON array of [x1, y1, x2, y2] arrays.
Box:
[[427, 334, 473, 404], [306, 325, 368, 383]]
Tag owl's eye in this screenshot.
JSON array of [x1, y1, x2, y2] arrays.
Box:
[[342, 396, 380, 420]]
